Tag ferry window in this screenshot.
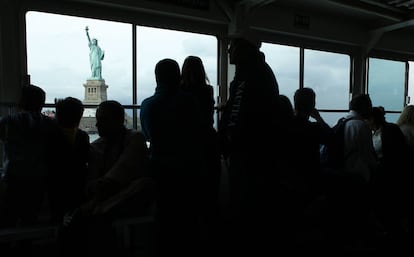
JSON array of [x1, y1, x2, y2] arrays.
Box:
[[304, 49, 351, 126], [262, 44, 350, 126], [261, 43, 300, 103], [26, 11, 218, 136], [26, 11, 133, 105], [136, 26, 218, 106], [368, 58, 405, 112]]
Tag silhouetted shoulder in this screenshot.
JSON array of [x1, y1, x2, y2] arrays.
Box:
[[126, 129, 147, 145]]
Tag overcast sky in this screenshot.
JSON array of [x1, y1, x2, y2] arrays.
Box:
[[26, 11, 414, 125]]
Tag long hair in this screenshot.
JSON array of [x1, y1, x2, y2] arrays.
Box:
[[397, 105, 414, 126], [181, 55, 209, 89]]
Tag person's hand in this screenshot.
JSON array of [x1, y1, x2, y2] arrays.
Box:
[[62, 213, 72, 227], [63, 208, 79, 227], [310, 108, 322, 121]]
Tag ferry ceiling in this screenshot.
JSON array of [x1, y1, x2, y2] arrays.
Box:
[[11, 0, 414, 58]]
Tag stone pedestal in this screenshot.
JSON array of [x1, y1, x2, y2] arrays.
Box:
[[80, 79, 108, 134], [83, 79, 108, 104]]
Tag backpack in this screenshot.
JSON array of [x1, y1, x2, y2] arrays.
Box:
[[320, 116, 354, 172]]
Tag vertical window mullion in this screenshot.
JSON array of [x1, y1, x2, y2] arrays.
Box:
[[132, 24, 137, 129], [299, 47, 304, 89]]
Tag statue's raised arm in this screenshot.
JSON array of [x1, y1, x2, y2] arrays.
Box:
[[85, 26, 104, 80], [85, 26, 92, 44]]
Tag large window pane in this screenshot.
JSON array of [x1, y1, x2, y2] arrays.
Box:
[[368, 58, 405, 112], [136, 26, 218, 105], [26, 11, 133, 105], [261, 43, 299, 103], [304, 49, 350, 126], [304, 49, 350, 110]]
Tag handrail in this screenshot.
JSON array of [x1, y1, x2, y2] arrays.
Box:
[[0, 224, 59, 242]]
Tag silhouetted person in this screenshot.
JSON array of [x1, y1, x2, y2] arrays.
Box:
[[343, 95, 377, 184], [283, 87, 331, 253], [181, 55, 221, 254], [0, 84, 59, 227], [60, 100, 152, 257], [0, 84, 60, 255], [48, 97, 89, 224], [86, 100, 150, 199], [217, 35, 280, 255], [291, 87, 331, 194], [327, 94, 377, 252], [368, 106, 410, 254], [140, 58, 204, 257]]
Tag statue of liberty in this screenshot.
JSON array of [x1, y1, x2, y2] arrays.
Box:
[[85, 26, 105, 80]]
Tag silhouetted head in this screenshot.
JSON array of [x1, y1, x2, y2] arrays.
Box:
[[92, 38, 98, 45], [20, 84, 46, 112], [294, 87, 316, 117], [228, 28, 262, 64], [349, 94, 373, 119], [155, 58, 181, 90], [228, 36, 261, 65], [369, 106, 386, 130], [181, 55, 209, 88], [95, 100, 125, 138], [55, 97, 84, 128]]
